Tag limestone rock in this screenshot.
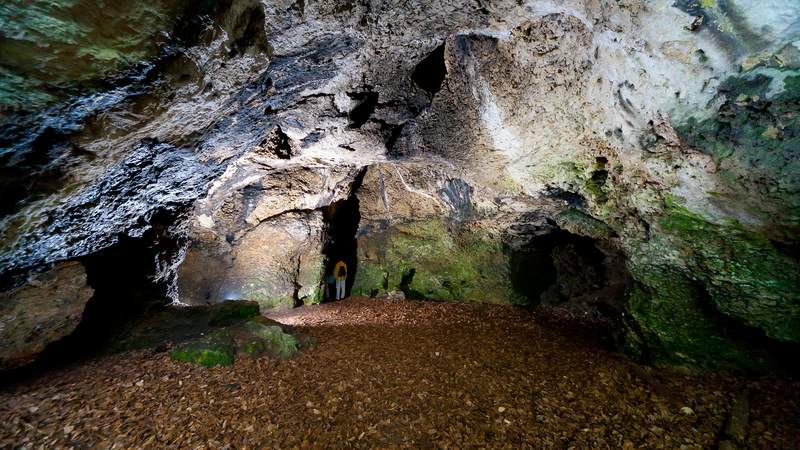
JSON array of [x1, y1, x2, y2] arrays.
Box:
[[239, 321, 299, 358], [170, 330, 237, 368], [0, 0, 798, 372], [378, 291, 406, 301], [0, 262, 94, 371], [179, 211, 325, 310], [170, 318, 299, 367]]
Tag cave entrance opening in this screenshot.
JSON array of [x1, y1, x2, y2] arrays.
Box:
[[31, 209, 183, 373], [508, 228, 630, 346], [412, 42, 447, 96], [1, 234, 175, 382], [321, 196, 360, 301]]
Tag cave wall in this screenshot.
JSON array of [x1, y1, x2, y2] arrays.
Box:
[[0, 0, 798, 371], [0, 262, 93, 371], [351, 161, 523, 304]]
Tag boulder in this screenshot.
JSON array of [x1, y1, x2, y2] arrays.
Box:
[[170, 330, 237, 368], [170, 318, 300, 367], [239, 321, 299, 358], [0, 262, 94, 371]]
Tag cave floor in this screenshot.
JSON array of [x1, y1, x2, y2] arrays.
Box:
[[1, 297, 799, 448]]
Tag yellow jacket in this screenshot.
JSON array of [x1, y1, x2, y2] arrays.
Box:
[[334, 261, 347, 280]]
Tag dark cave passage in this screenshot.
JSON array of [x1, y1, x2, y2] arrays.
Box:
[[506, 227, 631, 352], [508, 228, 629, 318], [13, 208, 187, 378], [0, 234, 175, 384], [321, 196, 361, 301], [41, 237, 172, 363], [412, 42, 447, 96]]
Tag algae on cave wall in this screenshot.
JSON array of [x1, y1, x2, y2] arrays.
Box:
[[0, 0, 192, 114], [352, 219, 525, 305], [676, 71, 800, 241]]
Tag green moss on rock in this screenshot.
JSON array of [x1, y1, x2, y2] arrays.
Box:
[[351, 261, 388, 297], [241, 321, 299, 358], [208, 300, 261, 326], [170, 331, 236, 367], [676, 70, 800, 242], [619, 192, 799, 370], [353, 220, 524, 305], [0, 0, 192, 112], [624, 271, 772, 371], [170, 319, 300, 366], [555, 208, 613, 240], [307, 286, 323, 305], [244, 291, 295, 311], [657, 200, 800, 342]]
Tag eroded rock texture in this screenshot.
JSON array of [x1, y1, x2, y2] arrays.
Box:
[[0, 262, 93, 370], [1, 0, 798, 370]]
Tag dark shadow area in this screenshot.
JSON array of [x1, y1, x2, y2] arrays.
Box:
[[228, 4, 271, 57], [0, 213, 183, 385], [691, 280, 800, 375], [35, 237, 170, 366], [321, 196, 361, 300], [509, 229, 625, 306], [399, 268, 416, 297], [507, 227, 631, 351], [347, 92, 379, 128], [412, 43, 447, 96]]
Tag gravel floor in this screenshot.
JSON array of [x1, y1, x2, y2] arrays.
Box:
[[1, 297, 798, 449]]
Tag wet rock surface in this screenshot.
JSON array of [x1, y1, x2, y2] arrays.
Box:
[[0, 0, 799, 372]]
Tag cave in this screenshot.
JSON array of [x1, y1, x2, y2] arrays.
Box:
[[44, 242, 173, 362], [509, 229, 629, 314], [411, 42, 447, 96], [321, 196, 360, 300], [347, 92, 379, 128], [28, 206, 188, 371], [2, 0, 800, 446]]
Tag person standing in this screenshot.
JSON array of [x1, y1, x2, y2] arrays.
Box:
[[334, 260, 347, 300], [325, 272, 335, 300]]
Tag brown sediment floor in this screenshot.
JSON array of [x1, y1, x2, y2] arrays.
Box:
[[1, 297, 798, 448]]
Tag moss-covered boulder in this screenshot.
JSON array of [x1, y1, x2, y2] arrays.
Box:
[[239, 321, 299, 358], [170, 331, 237, 367], [169, 319, 302, 367], [208, 300, 261, 327]]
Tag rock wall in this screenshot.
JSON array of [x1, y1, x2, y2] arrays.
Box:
[[0, 0, 798, 371], [351, 161, 521, 304], [0, 262, 93, 370]]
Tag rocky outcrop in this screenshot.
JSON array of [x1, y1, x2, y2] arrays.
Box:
[[352, 161, 521, 303], [179, 211, 326, 309], [0, 262, 93, 370], [1, 0, 798, 371]]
